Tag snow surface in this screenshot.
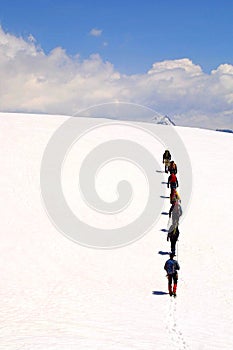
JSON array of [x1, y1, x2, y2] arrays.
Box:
[[0, 112, 233, 350]]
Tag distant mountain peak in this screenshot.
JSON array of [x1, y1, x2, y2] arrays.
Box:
[[151, 114, 175, 126]]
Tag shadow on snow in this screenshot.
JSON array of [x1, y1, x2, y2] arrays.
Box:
[[152, 291, 169, 295], [158, 251, 170, 255]]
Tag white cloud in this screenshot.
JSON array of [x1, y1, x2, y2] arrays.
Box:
[[89, 28, 102, 37], [0, 27, 232, 129]]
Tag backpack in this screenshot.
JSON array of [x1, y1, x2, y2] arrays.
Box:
[[172, 203, 182, 219], [165, 259, 177, 275], [170, 189, 177, 204], [169, 162, 177, 173], [164, 150, 171, 159], [169, 173, 177, 183], [171, 162, 176, 170]]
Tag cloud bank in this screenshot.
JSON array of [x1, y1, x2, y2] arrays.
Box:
[[0, 27, 232, 129]]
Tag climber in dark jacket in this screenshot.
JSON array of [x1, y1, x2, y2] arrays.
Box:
[[163, 150, 171, 173], [167, 224, 180, 255], [164, 253, 180, 297]]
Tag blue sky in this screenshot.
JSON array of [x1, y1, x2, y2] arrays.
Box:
[[0, 0, 232, 129], [0, 0, 232, 74]]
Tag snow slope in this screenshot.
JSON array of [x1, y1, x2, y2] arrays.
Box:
[[0, 112, 232, 350]]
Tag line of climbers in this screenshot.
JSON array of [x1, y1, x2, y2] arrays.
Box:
[[162, 149, 182, 297]]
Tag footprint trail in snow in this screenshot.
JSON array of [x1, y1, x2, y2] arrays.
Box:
[[166, 297, 189, 350]]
